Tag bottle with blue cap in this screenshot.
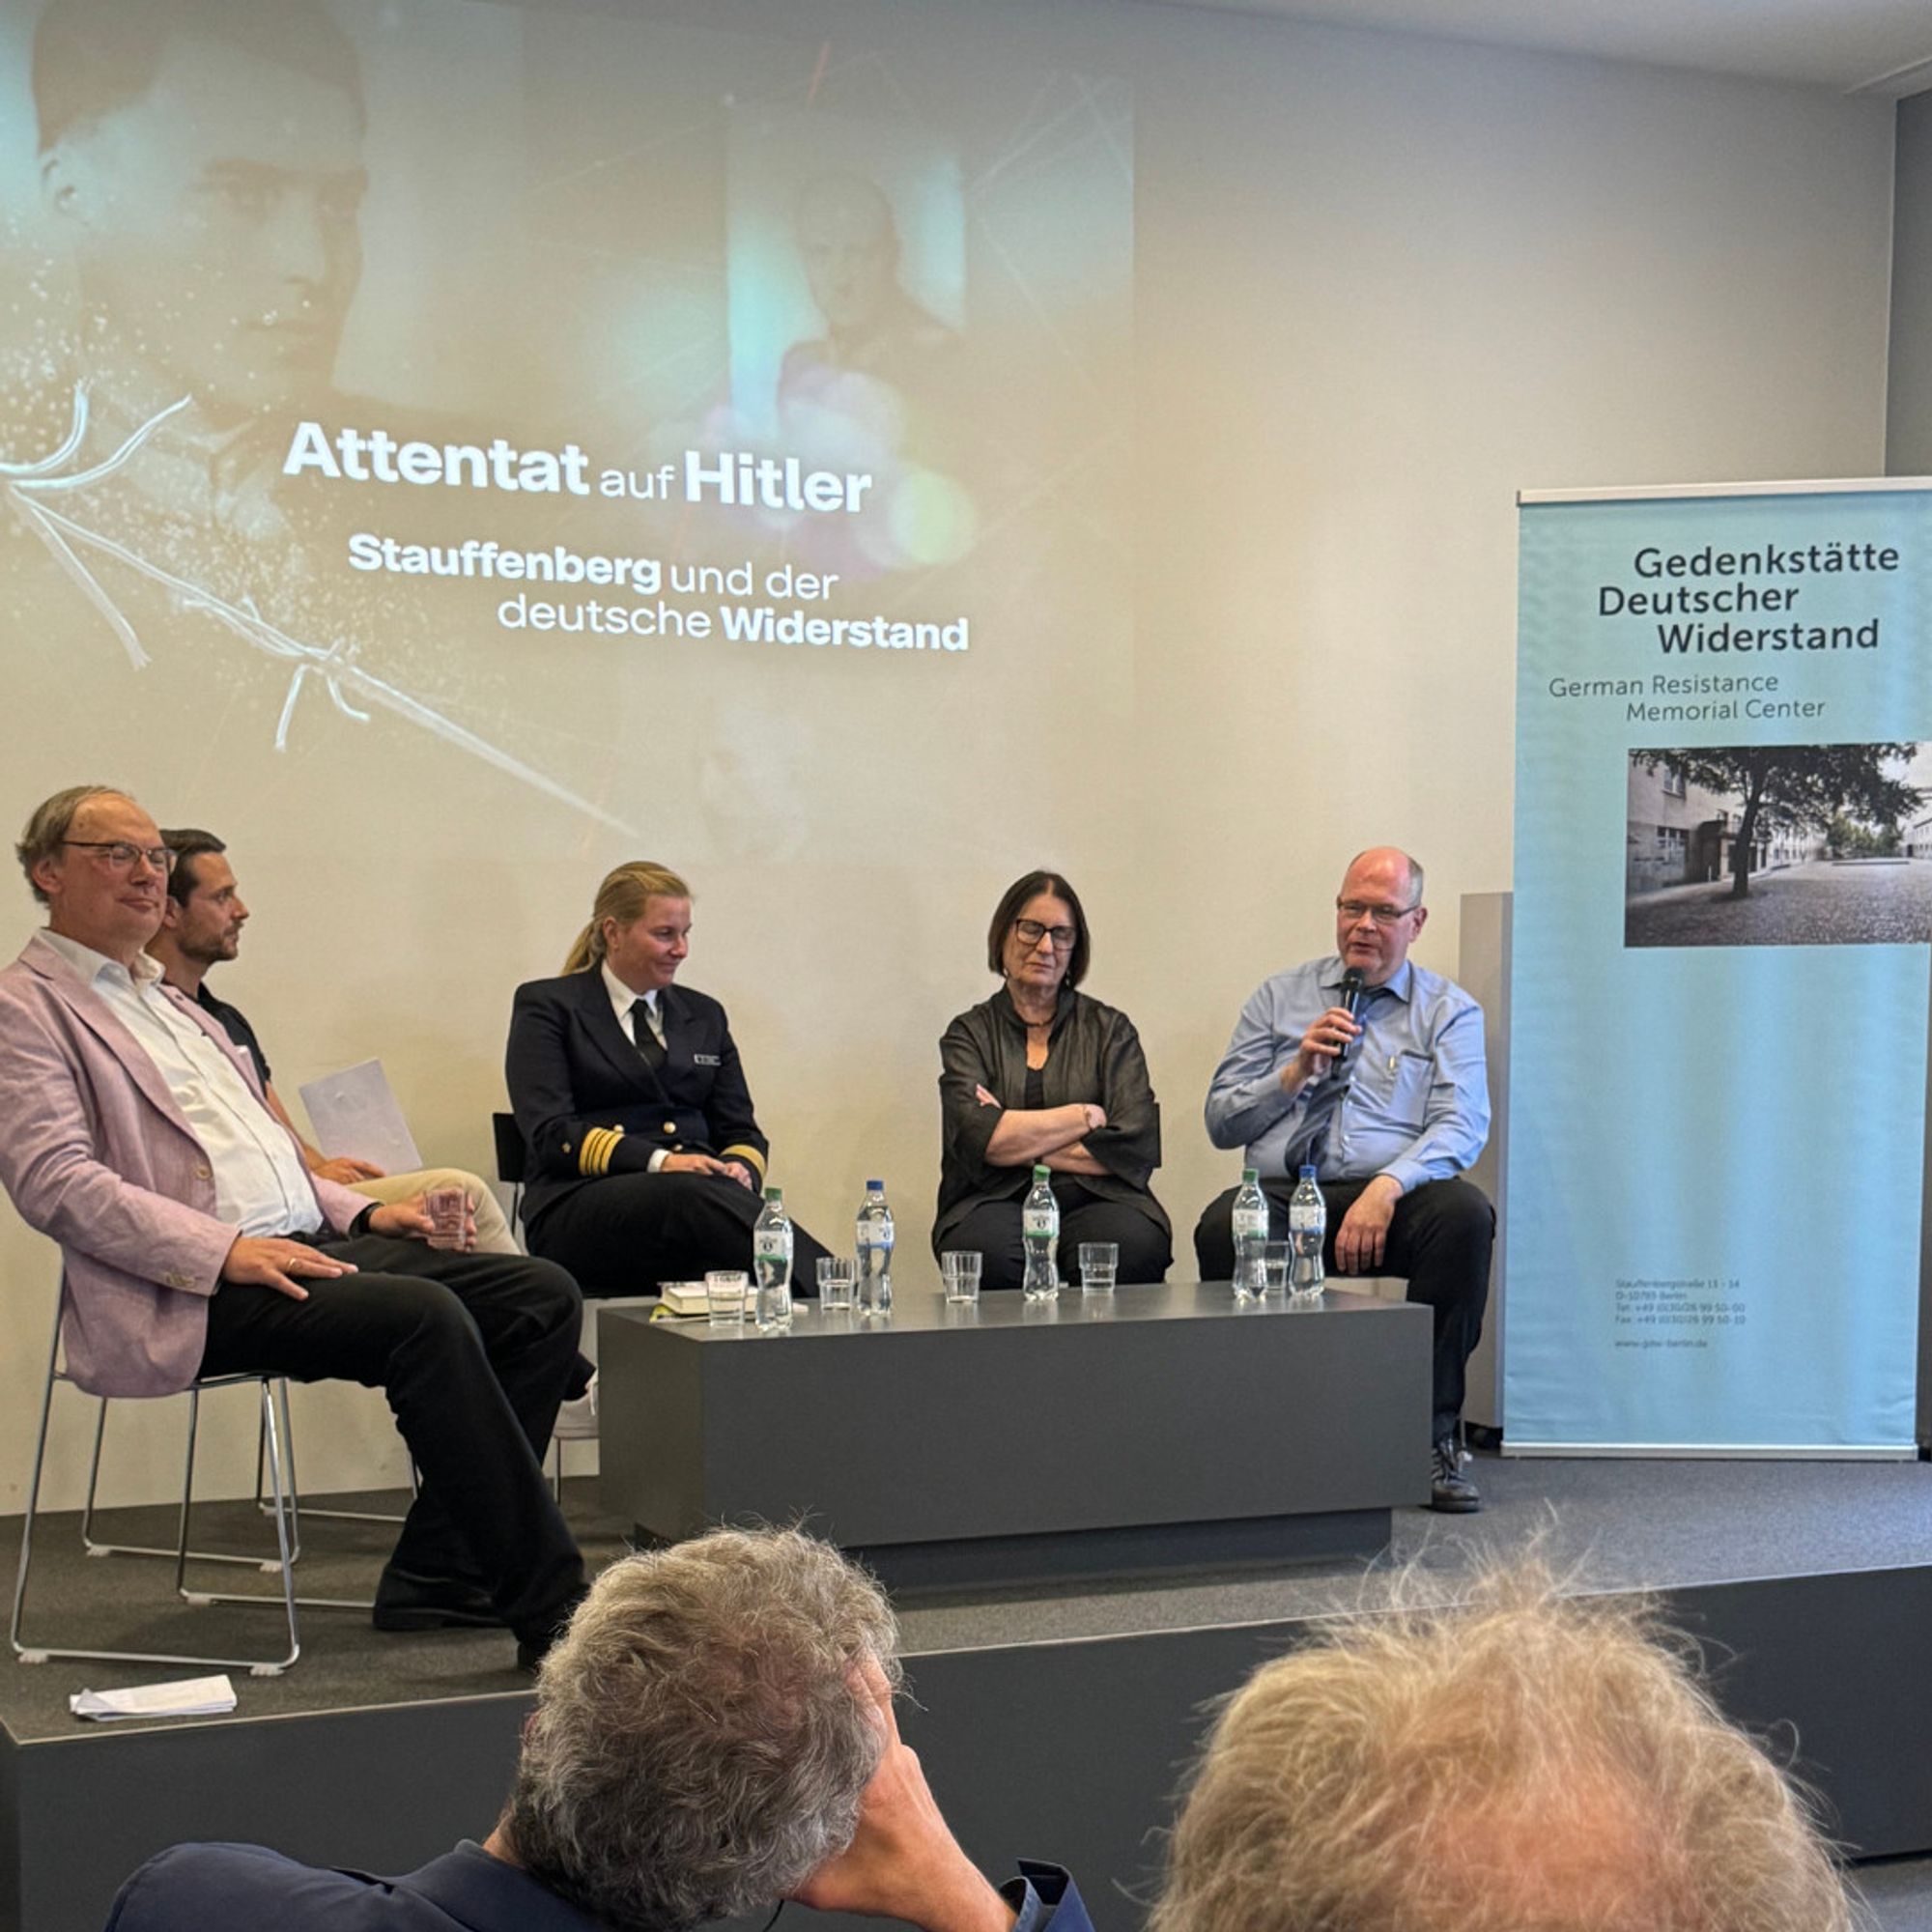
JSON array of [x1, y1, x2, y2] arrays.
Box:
[[855, 1179, 895, 1313]]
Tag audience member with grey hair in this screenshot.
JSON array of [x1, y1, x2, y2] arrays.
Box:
[[102, 1527, 1093, 1932], [1151, 1562, 1853, 1932]]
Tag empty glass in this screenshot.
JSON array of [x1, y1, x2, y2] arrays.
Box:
[[941, 1250, 982, 1304], [1078, 1241, 1119, 1294], [705, 1269, 747, 1327], [1262, 1241, 1292, 1295], [817, 1256, 859, 1311]]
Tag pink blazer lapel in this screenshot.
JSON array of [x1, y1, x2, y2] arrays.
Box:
[[22, 933, 208, 1144]]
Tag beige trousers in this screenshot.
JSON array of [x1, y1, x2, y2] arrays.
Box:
[[351, 1167, 520, 1255]]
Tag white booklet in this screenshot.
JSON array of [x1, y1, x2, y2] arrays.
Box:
[[298, 1059, 423, 1175], [71, 1674, 238, 1720]]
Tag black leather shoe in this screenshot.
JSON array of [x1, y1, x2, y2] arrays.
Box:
[[372, 1566, 502, 1632], [1430, 1435, 1482, 1513]]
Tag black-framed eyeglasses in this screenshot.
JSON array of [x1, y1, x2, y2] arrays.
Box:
[[62, 839, 176, 875], [1014, 918, 1078, 951], [1336, 897, 1419, 927]]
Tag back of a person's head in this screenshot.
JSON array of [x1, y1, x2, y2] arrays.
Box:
[[1151, 1563, 1851, 1932], [501, 1527, 899, 1931]]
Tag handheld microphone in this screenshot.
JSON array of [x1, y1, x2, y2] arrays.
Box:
[[1333, 968, 1365, 1074]]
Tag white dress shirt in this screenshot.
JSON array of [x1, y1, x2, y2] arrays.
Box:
[[43, 932, 320, 1236], [600, 960, 670, 1172]]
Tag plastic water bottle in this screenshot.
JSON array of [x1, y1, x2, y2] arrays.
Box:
[[1231, 1166, 1268, 1299], [1289, 1165, 1326, 1300], [1021, 1164, 1060, 1301], [753, 1185, 794, 1331], [855, 1179, 895, 1313]]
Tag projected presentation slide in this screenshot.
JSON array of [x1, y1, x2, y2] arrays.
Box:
[[0, 0, 1133, 857]]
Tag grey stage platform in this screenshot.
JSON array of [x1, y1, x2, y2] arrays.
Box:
[[8, 1457, 1932, 1929], [599, 1283, 1433, 1591]]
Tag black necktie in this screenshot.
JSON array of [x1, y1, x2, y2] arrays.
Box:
[[630, 998, 666, 1071]]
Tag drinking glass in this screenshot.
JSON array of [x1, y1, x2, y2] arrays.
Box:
[[941, 1251, 982, 1304], [705, 1269, 747, 1327], [817, 1256, 858, 1311], [1077, 1241, 1119, 1294]]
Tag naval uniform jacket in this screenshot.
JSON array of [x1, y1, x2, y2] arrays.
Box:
[[506, 970, 769, 1236]]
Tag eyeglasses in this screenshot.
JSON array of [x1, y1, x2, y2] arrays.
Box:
[[1013, 918, 1078, 951], [1336, 897, 1420, 927], [63, 839, 176, 875]]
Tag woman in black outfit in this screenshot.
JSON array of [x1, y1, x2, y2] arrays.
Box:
[[934, 870, 1171, 1290]]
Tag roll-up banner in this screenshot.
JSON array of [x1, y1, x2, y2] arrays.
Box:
[[1508, 480, 1932, 1455]]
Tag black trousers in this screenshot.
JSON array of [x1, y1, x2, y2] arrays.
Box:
[[528, 1171, 835, 1299], [196, 1234, 584, 1641], [1193, 1176, 1493, 1439], [940, 1198, 1172, 1293]]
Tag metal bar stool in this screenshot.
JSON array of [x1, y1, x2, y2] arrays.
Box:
[[71, 1345, 406, 1613], [12, 1287, 301, 1676]]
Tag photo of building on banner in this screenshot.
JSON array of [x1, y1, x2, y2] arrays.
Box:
[[1626, 741, 1932, 948]]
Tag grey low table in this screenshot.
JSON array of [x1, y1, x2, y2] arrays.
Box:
[[599, 1282, 1431, 1593]]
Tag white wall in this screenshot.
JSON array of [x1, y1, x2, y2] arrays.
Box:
[[0, 0, 1896, 1507]]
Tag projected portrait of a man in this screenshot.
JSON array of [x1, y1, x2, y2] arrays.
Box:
[[34, 0, 366, 533], [1, 0, 623, 832], [780, 173, 958, 406]]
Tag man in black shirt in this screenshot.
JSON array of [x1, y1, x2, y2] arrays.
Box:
[[148, 828, 519, 1253]]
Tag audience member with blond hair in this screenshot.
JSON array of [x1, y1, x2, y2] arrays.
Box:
[[1151, 1563, 1852, 1932]]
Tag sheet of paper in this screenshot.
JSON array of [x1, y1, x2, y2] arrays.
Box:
[[298, 1059, 423, 1174], [71, 1674, 237, 1719]]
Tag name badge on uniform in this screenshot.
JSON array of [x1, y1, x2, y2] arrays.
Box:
[[693, 1052, 722, 1066]]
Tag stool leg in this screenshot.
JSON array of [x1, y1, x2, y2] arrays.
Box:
[[260, 1380, 408, 1528], [82, 1385, 268, 1570], [254, 1378, 300, 1674], [21, 1353, 306, 1671], [190, 1378, 384, 1613], [10, 1313, 64, 1662], [172, 1385, 203, 1598]]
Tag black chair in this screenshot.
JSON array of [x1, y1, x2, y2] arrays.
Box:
[[493, 1111, 526, 1236]]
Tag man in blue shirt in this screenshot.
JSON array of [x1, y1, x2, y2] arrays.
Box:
[[103, 1527, 1092, 1932], [1196, 848, 1493, 1511]]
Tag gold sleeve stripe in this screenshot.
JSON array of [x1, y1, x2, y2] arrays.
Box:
[[579, 1124, 625, 1177], [721, 1143, 767, 1181]]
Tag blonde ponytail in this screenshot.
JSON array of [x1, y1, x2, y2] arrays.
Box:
[[562, 862, 694, 974]]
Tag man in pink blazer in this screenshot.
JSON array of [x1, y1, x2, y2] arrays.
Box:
[[0, 784, 584, 1668]]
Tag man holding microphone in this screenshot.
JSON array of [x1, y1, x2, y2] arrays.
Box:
[[1194, 847, 1494, 1512]]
